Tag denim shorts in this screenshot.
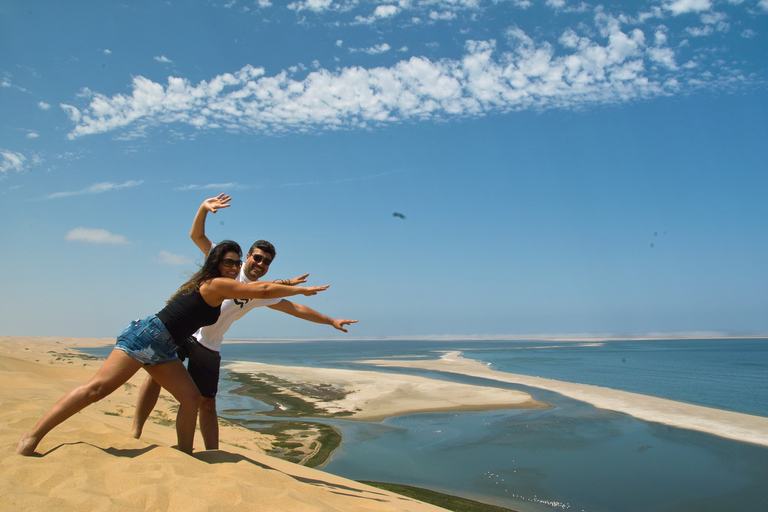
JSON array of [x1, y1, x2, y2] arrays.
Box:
[[114, 315, 179, 365]]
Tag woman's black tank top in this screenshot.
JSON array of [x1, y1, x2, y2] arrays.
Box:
[[156, 289, 221, 343]]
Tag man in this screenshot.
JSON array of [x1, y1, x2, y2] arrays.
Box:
[[131, 194, 357, 449]]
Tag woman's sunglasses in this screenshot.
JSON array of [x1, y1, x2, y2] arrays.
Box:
[[221, 258, 243, 269]]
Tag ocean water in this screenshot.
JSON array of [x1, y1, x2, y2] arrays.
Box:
[[85, 338, 768, 511], [219, 338, 768, 417], [216, 338, 768, 512]]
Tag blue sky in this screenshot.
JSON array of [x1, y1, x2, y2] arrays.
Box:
[[2, 0, 767, 340]]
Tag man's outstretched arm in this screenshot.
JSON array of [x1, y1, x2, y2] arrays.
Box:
[[190, 193, 231, 254], [267, 300, 358, 332]]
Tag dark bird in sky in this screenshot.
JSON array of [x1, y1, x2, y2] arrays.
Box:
[[392, 212, 406, 219]]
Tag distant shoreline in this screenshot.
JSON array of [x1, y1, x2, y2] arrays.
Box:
[[9, 334, 767, 345], [222, 334, 768, 343]]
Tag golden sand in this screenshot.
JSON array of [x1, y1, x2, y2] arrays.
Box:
[[0, 336, 447, 512]]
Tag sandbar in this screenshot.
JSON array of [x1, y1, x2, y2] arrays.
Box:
[[361, 351, 768, 447], [225, 361, 549, 422]]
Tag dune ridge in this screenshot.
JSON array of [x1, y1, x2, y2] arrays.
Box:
[[0, 336, 446, 512]]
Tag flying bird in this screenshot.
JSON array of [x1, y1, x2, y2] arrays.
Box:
[[392, 212, 406, 219]]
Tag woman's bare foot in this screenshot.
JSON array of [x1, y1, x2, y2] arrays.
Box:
[[16, 435, 40, 456]]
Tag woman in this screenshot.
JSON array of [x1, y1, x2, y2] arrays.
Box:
[[17, 240, 328, 456]]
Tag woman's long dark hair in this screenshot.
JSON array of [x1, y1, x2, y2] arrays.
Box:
[[167, 240, 242, 303]]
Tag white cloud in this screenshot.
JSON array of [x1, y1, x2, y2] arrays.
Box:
[[154, 55, 173, 63], [0, 150, 27, 174], [61, 15, 751, 140], [44, 180, 143, 199], [429, 10, 457, 20], [1, 76, 28, 93], [65, 227, 129, 245], [685, 25, 713, 36], [104, 49, 112, 54], [176, 182, 240, 191], [664, 0, 712, 15], [26, 132, 39, 139], [759, 0, 768, 11], [374, 4, 399, 17], [157, 250, 195, 265], [648, 47, 678, 69], [355, 4, 400, 23], [288, 0, 334, 12], [352, 43, 392, 54], [38, 101, 51, 110]]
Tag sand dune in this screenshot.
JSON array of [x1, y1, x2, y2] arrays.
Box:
[[0, 336, 446, 512]]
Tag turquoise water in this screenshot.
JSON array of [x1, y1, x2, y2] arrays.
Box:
[[84, 338, 768, 511], [218, 338, 768, 512], [220, 338, 768, 417]]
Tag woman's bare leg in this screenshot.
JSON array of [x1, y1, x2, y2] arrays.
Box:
[[145, 360, 201, 455], [131, 374, 162, 439], [17, 349, 143, 456]]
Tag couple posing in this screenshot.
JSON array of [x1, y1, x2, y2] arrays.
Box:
[[18, 194, 356, 456]]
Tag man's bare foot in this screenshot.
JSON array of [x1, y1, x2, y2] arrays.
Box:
[[16, 435, 39, 456], [130, 427, 142, 439], [171, 444, 194, 455]]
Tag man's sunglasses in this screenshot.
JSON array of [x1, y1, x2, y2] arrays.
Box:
[[250, 253, 272, 266], [221, 258, 243, 269]]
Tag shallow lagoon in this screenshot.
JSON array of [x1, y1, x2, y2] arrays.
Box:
[[212, 338, 768, 512]]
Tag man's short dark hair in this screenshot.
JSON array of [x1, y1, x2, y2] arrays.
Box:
[[249, 240, 276, 259]]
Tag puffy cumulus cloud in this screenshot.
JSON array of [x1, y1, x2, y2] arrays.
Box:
[[65, 227, 129, 245], [154, 55, 173, 63], [38, 101, 51, 110], [44, 180, 143, 199], [355, 4, 400, 23], [157, 250, 195, 265], [663, 0, 712, 15], [62, 21, 747, 140], [0, 150, 27, 174]]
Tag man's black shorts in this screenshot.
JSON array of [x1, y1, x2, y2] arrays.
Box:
[[176, 337, 221, 398]]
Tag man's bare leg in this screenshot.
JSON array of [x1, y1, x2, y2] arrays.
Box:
[[199, 396, 219, 450], [131, 374, 162, 439]]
